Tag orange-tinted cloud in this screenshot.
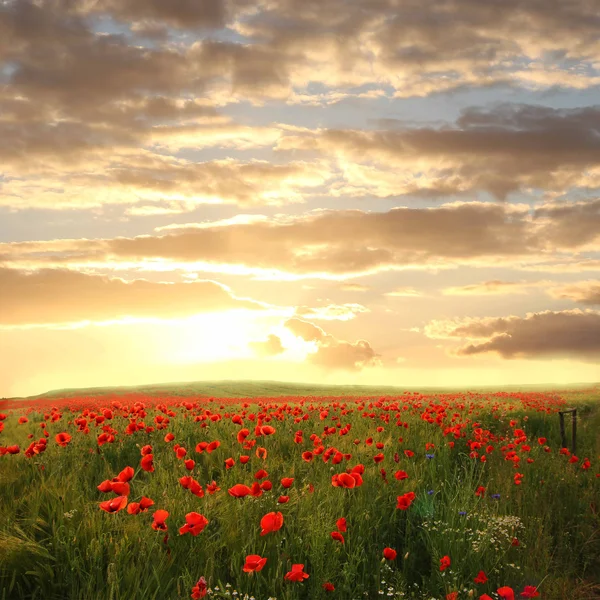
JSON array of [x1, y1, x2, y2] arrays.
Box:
[[0, 267, 267, 326], [547, 281, 600, 305], [284, 317, 380, 371], [249, 334, 285, 357], [2, 201, 597, 277]]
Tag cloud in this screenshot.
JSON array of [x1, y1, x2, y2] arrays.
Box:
[[294, 303, 368, 320], [340, 282, 370, 292], [0, 267, 268, 326], [424, 309, 600, 360], [284, 317, 380, 371], [385, 287, 423, 297], [249, 334, 285, 357], [1, 201, 598, 278], [547, 281, 600, 305], [441, 280, 549, 296], [277, 105, 600, 199]]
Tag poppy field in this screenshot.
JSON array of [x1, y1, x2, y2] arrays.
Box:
[[0, 387, 599, 600]]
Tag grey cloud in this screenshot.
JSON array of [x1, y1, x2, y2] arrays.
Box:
[[278, 104, 600, 199], [2, 201, 597, 277], [449, 310, 600, 360]]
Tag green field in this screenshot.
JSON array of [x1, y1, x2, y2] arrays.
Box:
[[0, 383, 599, 600]]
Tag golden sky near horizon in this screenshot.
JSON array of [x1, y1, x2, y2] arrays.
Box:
[[1, 0, 600, 397]]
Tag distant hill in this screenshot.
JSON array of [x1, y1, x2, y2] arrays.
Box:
[[7, 379, 599, 401]]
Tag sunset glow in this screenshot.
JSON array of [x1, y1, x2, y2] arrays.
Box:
[[1, 0, 599, 397]]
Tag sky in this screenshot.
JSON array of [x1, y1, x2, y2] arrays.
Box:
[[1, 0, 600, 398]]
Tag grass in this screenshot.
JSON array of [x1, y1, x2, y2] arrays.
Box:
[[0, 385, 599, 600], [7, 378, 600, 401]]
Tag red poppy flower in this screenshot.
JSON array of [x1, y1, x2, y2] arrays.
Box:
[[439, 555, 451, 571], [243, 554, 267, 573], [474, 570, 488, 584], [224, 458, 235, 469], [141, 445, 153, 456], [404, 450, 414, 458], [97, 479, 114, 493], [99, 495, 127, 513], [497, 587, 515, 600], [179, 512, 209, 536], [191, 576, 207, 599], [18, 417, 28, 424], [110, 481, 130, 496], [480, 595, 494, 600], [206, 481, 220, 494], [373, 453, 385, 463], [332, 473, 356, 488], [140, 454, 154, 472], [240, 455, 250, 464], [260, 480, 272, 491], [278, 495, 290, 503], [322, 582, 335, 591], [250, 481, 263, 497], [302, 451, 313, 462], [185, 459, 195, 471], [396, 492, 416, 510], [55, 432, 72, 447], [394, 470, 409, 481], [281, 477, 294, 488], [228, 484, 252, 498], [237, 428, 250, 443], [260, 512, 283, 536], [336, 517, 347, 532], [256, 447, 267, 459], [475, 486, 486, 497], [383, 547, 397, 560], [331, 531, 344, 543], [254, 469, 268, 480], [196, 442, 209, 453], [284, 564, 309, 582], [520, 586, 540, 598], [117, 466, 135, 482], [152, 509, 169, 531], [206, 440, 220, 453], [164, 433, 174, 442]]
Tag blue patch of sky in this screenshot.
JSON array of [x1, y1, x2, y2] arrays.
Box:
[[0, 61, 17, 83]]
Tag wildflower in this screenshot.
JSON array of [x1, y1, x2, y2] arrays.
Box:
[[331, 531, 345, 543], [396, 492, 416, 510], [474, 571, 488, 584], [228, 484, 252, 498], [99, 496, 127, 513], [260, 512, 284, 536], [284, 564, 309, 582], [191, 577, 207, 599], [383, 548, 397, 560], [439, 555, 451, 571], [520, 586, 540, 598], [55, 432, 72, 447], [243, 555, 267, 573], [152, 509, 169, 531], [179, 513, 209, 536], [498, 587, 515, 600]]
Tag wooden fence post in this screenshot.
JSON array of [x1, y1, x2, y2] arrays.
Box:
[[558, 408, 577, 455], [559, 411, 567, 449], [571, 409, 577, 456]]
